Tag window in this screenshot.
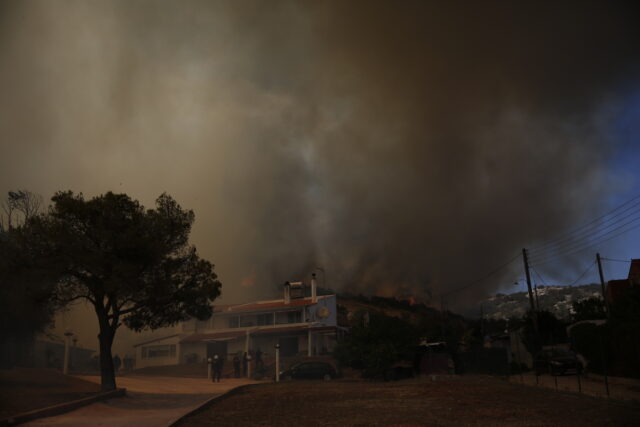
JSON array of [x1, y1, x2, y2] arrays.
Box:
[[228, 316, 239, 328], [276, 310, 302, 324], [287, 311, 302, 324], [142, 344, 176, 359], [257, 313, 273, 326], [196, 318, 211, 331], [240, 316, 255, 327]]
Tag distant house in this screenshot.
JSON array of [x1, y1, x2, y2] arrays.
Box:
[[134, 277, 339, 369], [33, 338, 95, 371], [606, 259, 640, 304]]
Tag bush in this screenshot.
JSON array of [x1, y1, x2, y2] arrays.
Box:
[[334, 312, 418, 379]]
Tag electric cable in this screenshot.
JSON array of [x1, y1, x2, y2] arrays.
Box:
[[601, 257, 632, 263], [530, 220, 640, 265], [530, 210, 640, 258], [529, 193, 640, 253]]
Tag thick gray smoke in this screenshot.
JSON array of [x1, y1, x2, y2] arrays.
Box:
[[1, 0, 639, 318]]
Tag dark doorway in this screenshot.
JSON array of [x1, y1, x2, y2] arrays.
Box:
[[279, 336, 299, 357], [207, 341, 228, 359]]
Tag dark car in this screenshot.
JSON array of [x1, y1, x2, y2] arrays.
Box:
[[279, 361, 338, 381], [534, 349, 583, 376]]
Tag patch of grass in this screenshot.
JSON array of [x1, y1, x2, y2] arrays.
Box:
[[181, 376, 640, 426], [0, 368, 101, 418]]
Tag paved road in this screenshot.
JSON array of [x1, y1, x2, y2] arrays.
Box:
[[25, 376, 259, 427]]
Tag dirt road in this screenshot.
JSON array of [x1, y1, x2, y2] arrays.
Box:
[[24, 376, 258, 427]]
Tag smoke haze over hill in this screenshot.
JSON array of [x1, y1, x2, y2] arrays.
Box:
[[1, 0, 639, 319]]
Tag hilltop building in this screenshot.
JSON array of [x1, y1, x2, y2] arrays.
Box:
[[134, 275, 339, 369]]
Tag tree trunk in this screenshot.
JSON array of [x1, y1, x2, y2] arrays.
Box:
[[98, 326, 116, 391]]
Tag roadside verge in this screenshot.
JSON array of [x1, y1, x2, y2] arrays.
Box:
[[168, 383, 259, 426], [0, 388, 126, 426]]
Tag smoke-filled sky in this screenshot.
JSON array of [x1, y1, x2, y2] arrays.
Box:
[[2, 0, 640, 321]]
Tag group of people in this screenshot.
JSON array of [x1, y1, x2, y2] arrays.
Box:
[[112, 354, 134, 374], [211, 348, 264, 382]]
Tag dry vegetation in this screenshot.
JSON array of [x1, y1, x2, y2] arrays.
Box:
[[0, 368, 101, 418], [181, 376, 640, 426]]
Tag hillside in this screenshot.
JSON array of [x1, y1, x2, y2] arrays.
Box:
[[337, 294, 443, 325], [335, 294, 471, 345], [481, 284, 602, 320]]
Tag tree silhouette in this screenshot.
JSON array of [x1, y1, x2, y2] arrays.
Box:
[[30, 191, 221, 390]]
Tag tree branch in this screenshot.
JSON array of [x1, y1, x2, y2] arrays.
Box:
[[61, 294, 96, 305], [108, 304, 140, 318]]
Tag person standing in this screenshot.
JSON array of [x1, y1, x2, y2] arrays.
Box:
[[255, 348, 263, 370], [113, 354, 121, 375], [212, 354, 221, 382], [218, 354, 225, 381], [233, 353, 240, 378], [242, 351, 248, 377]]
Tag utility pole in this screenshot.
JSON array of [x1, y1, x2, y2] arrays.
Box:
[[440, 296, 447, 341], [63, 330, 73, 375], [522, 249, 539, 334], [596, 253, 610, 319], [480, 303, 484, 339]]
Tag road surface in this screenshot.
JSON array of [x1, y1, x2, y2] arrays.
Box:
[[24, 375, 258, 427]]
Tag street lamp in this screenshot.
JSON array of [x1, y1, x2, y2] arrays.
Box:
[[63, 330, 73, 375], [274, 343, 280, 382]]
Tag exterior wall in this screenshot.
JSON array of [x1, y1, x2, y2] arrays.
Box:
[[227, 339, 246, 357], [133, 295, 339, 367], [135, 335, 181, 369], [180, 341, 207, 364], [306, 295, 337, 326]]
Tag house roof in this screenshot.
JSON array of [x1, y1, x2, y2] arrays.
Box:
[[180, 331, 246, 343], [180, 325, 337, 343], [252, 325, 336, 336], [214, 295, 331, 314], [133, 334, 182, 347]]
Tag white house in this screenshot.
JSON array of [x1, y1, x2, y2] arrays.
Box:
[[134, 275, 339, 369]]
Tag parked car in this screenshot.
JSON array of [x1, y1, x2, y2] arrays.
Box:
[[279, 361, 338, 381], [534, 349, 583, 376]]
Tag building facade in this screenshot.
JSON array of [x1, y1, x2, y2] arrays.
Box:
[[134, 278, 339, 369]]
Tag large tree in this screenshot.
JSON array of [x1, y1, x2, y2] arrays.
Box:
[[0, 190, 43, 232], [0, 191, 57, 368], [32, 191, 221, 390]]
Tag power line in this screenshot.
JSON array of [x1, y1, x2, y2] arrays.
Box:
[[530, 221, 640, 265], [440, 194, 640, 300], [601, 257, 632, 263], [529, 220, 640, 265], [531, 261, 596, 288], [530, 210, 640, 258], [440, 252, 521, 297], [531, 267, 548, 287], [529, 193, 640, 253], [566, 261, 597, 287]]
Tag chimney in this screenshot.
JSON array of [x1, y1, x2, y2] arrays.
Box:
[[283, 281, 291, 304], [311, 273, 317, 303]]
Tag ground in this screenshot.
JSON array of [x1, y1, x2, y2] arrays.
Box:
[[0, 368, 101, 419], [23, 376, 258, 427], [0, 369, 258, 426], [181, 376, 640, 427]]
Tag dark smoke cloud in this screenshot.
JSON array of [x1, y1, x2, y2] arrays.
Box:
[[1, 0, 639, 322]]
